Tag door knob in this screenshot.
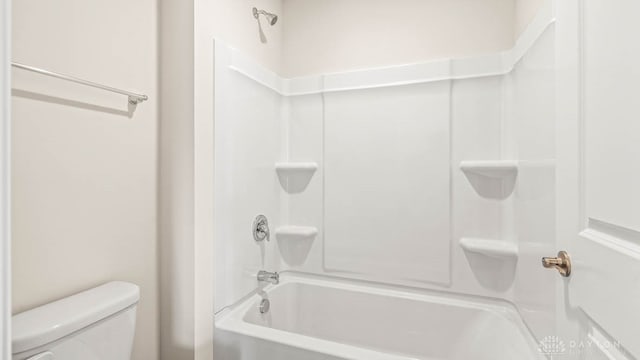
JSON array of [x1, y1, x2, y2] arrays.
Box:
[[542, 251, 571, 277]]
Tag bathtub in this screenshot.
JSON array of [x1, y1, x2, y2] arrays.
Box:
[[214, 274, 545, 360]]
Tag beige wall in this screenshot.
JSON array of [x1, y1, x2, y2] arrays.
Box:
[[204, 0, 284, 72], [515, 0, 545, 37], [0, 0, 9, 358], [281, 0, 515, 77], [158, 0, 196, 359], [11, 1, 159, 359], [160, 0, 285, 358]]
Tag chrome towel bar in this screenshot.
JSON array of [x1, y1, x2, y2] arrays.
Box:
[[11, 62, 148, 105]]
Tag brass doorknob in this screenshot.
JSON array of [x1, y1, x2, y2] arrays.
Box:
[[542, 251, 571, 277]]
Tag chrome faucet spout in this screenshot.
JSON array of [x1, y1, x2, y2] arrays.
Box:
[[257, 270, 279, 285]]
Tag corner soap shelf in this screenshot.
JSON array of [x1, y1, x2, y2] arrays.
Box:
[[459, 237, 518, 259], [459, 160, 518, 178], [275, 162, 318, 173], [275, 162, 318, 193], [275, 226, 319, 240]]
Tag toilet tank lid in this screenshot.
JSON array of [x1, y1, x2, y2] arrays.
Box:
[[12, 281, 140, 354]]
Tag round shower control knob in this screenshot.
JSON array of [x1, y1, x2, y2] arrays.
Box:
[[253, 214, 270, 242]]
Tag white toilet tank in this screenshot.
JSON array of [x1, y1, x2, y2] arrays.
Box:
[[11, 281, 140, 360]]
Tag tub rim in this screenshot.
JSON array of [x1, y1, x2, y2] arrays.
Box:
[[215, 272, 545, 360]]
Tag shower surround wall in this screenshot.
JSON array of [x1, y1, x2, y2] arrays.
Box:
[[214, 0, 555, 349], [507, 23, 557, 335], [213, 45, 285, 311]]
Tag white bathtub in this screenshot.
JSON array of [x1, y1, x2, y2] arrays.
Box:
[[214, 274, 545, 360]]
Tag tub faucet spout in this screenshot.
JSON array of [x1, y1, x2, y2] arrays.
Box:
[[257, 270, 279, 285]]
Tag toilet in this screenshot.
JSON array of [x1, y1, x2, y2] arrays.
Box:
[[11, 281, 140, 360]]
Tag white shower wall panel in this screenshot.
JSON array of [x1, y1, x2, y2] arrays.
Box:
[[449, 76, 512, 294], [505, 25, 556, 161], [323, 82, 451, 285], [286, 77, 509, 295], [214, 41, 285, 312], [507, 24, 556, 338], [281, 94, 324, 269]]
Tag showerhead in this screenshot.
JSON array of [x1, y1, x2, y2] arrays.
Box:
[[253, 7, 278, 26], [265, 13, 278, 26]]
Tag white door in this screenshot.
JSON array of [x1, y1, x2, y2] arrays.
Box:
[[556, 0, 640, 359]]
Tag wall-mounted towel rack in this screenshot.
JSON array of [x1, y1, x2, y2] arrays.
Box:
[[11, 62, 148, 105]]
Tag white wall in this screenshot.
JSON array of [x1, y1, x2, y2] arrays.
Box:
[[281, 0, 515, 77], [11, 1, 158, 359]]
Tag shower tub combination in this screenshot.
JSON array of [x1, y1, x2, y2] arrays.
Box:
[[214, 274, 545, 360]]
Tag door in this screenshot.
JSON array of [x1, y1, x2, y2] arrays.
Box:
[[556, 0, 640, 358]]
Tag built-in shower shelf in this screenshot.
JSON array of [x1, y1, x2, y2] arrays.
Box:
[[275, 162, 318, 193], [275, 226, 318, 240], [275, 162, 318, 173], [459, 237, 518, 259], [459, 160, 518, 178]]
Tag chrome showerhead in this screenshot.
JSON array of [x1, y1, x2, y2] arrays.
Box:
[[265, 13, 278, 26], [253, 7, 278, 26]]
